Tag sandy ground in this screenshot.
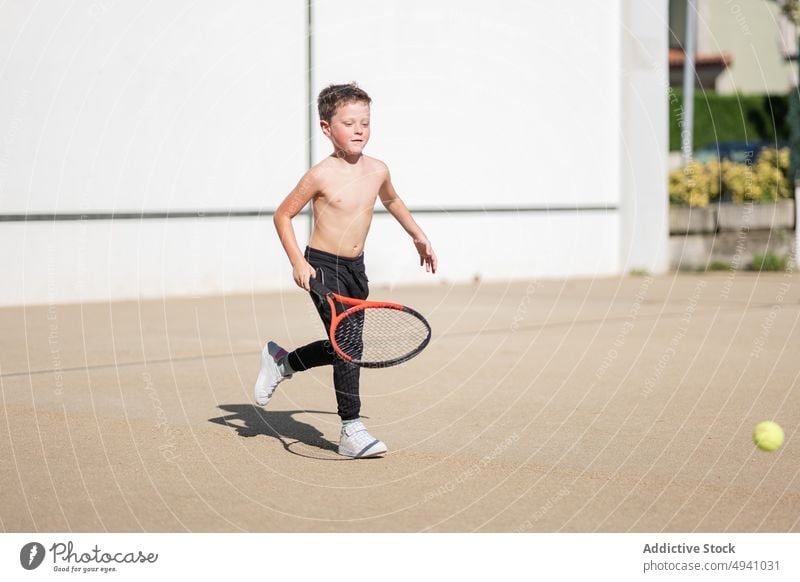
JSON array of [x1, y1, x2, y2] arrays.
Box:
[[1, 273, 799, 532]]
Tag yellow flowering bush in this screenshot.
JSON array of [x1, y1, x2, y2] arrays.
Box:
[[753, 148, 791, 201], [669, 147, 792, 206], [669, 161, 712, 207], [721, 160, 752, 203]]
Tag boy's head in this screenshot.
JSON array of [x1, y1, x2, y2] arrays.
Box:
[[317, 82, 371, 123], [318, 83, 372, 159]]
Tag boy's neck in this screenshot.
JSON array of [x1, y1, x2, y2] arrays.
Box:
[[332, 150, 363, 165]]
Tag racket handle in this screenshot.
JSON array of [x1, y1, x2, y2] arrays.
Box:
[[308, 275, 328, 297]]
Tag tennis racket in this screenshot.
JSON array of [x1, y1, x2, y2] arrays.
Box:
[[309, 277, 431, 368]]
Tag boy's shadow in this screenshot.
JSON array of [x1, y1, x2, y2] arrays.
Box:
[[209, 405, 347, 460]]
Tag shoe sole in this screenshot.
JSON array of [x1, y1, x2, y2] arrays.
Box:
[[339, 441, 388, 458]]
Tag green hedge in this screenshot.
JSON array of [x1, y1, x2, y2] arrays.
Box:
[[668, 90, 790, 151]]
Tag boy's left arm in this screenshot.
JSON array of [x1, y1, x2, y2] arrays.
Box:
[[378, 166, 437, 273]]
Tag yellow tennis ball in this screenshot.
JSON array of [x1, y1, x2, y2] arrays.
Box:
[[753, 421, 784, 452]]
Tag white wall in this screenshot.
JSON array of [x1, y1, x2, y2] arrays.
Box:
[[0, 1, 307, 305], [0, 1, 307, 214], [620, 0, 670, 273], [0, 216, 309, 306], [313, 0, 622, 209], [367, 211, 620, 287], [0, 0, 668, 306]]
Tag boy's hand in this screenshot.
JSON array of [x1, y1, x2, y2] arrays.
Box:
[[414, 237, 437, 274], [292, 260, 317, 291]]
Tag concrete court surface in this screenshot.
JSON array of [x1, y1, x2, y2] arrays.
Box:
[[1, 272, 799, 533]]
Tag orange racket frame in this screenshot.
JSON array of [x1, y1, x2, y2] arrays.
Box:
[[309, 277, 431, 368]]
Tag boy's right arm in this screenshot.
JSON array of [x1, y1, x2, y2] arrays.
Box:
[[273, 170, 319, 291]]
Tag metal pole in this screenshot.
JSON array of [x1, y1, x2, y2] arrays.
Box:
[[681, 0, 697, 165]]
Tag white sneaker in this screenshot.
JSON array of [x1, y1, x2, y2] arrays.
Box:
[[253, 341, 289, 406], [339, 420, 388, 458]]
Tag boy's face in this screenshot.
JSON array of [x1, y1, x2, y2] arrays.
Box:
[[321, 100, 370, 157]]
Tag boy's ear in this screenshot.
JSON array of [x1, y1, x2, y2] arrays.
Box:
[[320, 120, 331, 137]]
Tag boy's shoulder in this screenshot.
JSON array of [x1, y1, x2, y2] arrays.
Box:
[[363, 155, 389, 174], [357, 155, 389, 179]]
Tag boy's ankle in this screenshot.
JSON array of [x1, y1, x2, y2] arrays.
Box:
[[277, 355, 294, 378]]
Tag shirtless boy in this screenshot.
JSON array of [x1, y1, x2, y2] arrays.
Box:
[[254, 82, 437, 458]]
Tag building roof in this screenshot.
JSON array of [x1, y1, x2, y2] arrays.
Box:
[[668, 48, 732, 68]]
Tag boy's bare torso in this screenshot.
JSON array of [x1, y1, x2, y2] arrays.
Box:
[[309, 154, 385, 258]]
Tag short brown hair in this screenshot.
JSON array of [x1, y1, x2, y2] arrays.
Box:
[[317, 82, 371, 123]]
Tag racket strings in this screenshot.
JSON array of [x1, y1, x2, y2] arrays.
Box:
[[334, 307, 429, 366]]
